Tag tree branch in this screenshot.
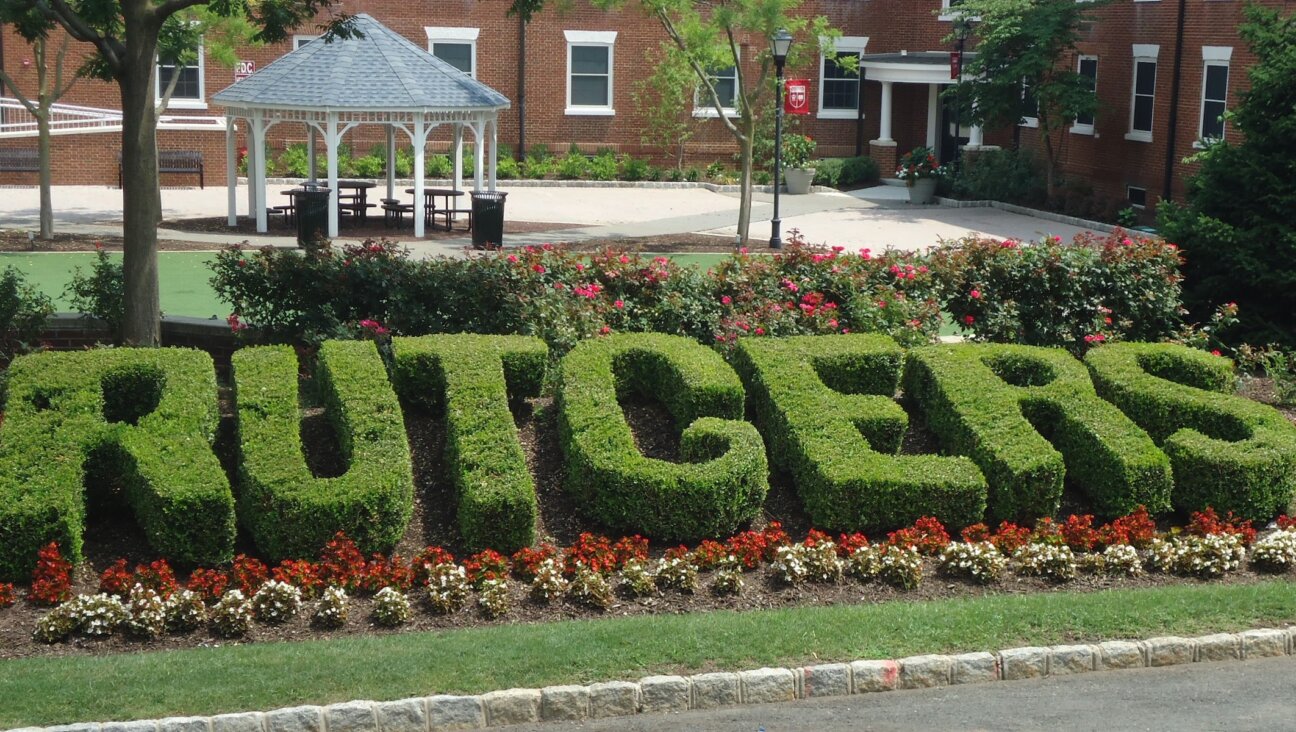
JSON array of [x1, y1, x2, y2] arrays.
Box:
[[152, 0, 209, 22], [652, 8, 741, 138], [53, 35, 78, 100], [35, 0, 121, 72], [0, 68, 39, 116]]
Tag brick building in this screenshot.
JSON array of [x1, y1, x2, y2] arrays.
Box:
[[1, 0, 1289, 215]]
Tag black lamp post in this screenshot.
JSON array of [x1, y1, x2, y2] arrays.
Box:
[[769, 28, 793, 250], [951, 17, 975, 167]]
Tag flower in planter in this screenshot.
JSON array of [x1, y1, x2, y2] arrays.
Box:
[[895, 146, 945, 185], [781, 133, 817, 170]]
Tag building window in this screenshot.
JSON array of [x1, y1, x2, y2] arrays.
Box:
[[1127, 185, 1148, 209], [156, 46, 205, 110], [939, 0, 968, 21], [1019, 79, 1039, 128], [425, 27, 480, 77], [818, 36, 868, 120], [293, 35, 319, 50], [694, 63, 738, 117], [1126, 44, 1159, 141], [565, 31, 616, 115], [1072, 55, 1098, 135], [1199, 46, 1232, 143]]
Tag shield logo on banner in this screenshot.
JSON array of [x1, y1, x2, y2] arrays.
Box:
[[785, 79, 810, 115]]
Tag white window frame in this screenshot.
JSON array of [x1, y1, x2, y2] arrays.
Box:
[[293, 35, 319, 50], [1197, 46, 1232, 146], [1071, 54, 1098, 135], [1126, 44, 1160, 142], [693, 52, 739, 118], [817, 36, 868, 120], [425, 27, 480, 78], [565, 30, 616, 116], [939, 0, 980, 22], [156, 44, 205, 110]]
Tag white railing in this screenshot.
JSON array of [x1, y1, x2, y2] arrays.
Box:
[[0, 97, 224, 138]]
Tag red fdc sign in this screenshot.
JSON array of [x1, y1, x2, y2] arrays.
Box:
[[950, 51, 962, 80], [784, 78, 811, 115], [234, 60, 255, 82]]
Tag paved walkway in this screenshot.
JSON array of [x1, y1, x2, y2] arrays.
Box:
[[0, 183, 1100, 258]]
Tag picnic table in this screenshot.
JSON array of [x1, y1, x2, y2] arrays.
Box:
[[406, 188, 471, 231], [338, 180, 376, 223]]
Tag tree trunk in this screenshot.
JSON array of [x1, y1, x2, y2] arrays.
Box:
[[735, 115, 754, 246], [37, 113, 53, 240], [1042, 129, 1057, 201], [118, 6, 162, 346]]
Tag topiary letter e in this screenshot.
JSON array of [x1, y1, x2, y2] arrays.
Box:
[[0, 348, 233, 580], [558, 333, 768, 541]]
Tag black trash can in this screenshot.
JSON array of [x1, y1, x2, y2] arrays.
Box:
[[470, 191, 508, 250], [296, 184, 331, 248]]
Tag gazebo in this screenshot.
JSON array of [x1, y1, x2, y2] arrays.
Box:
[[213, 14, 511, 238]]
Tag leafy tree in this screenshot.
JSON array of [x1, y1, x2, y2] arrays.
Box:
[[0, 8, 79, 240], [944, 0, 1107, 197], [2, 0, 351, 345], [1159, 5, 1296, 347], [632, 43, 697, 171]]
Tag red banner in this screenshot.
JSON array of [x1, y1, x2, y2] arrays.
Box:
[[784, 78, 811, 115], [950, 51, 962, 80]]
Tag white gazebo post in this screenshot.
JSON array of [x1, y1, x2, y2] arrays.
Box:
[[453, 124, 464, 191], [326, 113, 340, 238], [488, 118, 498, 192], [245, 128, 256, 218], [226, 117, 238, 226], [307, 124, 317, 182], [385, 125, 396, 201], [412, 118, 427, 238], [251, 113, 269, 233], [472, 121, 485, 192], [878, 81, 895, 143]]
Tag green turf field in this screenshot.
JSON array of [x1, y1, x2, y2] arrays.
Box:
[[0, 252, 228, 319]]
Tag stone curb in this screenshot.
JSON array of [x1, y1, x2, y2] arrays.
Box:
[[252, 177, 824, 195], [932, 196, 1120, 234], [10, 626, 1294, 731]]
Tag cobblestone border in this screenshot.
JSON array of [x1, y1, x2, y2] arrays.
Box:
[[933, 196, 1120, 235], [11, 626, 1294, 731]]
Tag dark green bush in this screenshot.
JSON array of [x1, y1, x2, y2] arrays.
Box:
[[1085, 342, 1296, 520], [0, 266, 53, 361], [390, 334, 547, 552], [903, 343, 1173, 521], [733, 335, 986, 532], [840, 156, 879, 186], [812, 159, 842, 187], [0, 348, 233, 580], [232, 340, 414, 560], [953, 148, 1046, 206], [556, 333, 768, 541], [65, 249, 124, 343], [620, 156, 651, 181]]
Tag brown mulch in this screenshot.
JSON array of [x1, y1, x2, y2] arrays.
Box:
[[2, 380, 1295, 660], [0, 230, 213, 252]]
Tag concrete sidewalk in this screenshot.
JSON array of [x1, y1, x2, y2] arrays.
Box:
[[0, 183, 1103, 256]]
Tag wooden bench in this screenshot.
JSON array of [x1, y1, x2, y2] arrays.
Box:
[[118, 150, 204, 189], [0, 148, 39, 173]]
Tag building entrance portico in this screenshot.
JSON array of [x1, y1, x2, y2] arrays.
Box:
[[859, 51, 983, 175]]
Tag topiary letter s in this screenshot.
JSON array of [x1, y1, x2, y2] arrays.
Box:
[[0, 348, 233, 580], [557, 333, 768, 541]]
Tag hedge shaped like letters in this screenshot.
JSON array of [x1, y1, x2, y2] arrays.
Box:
[[903, 344, 1173, 521], [390, 334, 548, 552], [557, 333, 768, 541], [1085, 342, 1296, 520], [232, 341, 414, 560], [733, 335, 986, 532], [0, 348, 232, 580]]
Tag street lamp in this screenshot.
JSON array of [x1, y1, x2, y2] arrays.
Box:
[[769, 28, 793, 250], [951, 17, 975, 168]]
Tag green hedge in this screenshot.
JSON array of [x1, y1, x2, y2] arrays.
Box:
[[1085, 342, 1296, 520], [0, 348, 232, 580], [557, 333, 768, 541], [232, 341, 414, 560], [390, 335, 548, 552], [733, 335, 986, 532], [903, 344, 1173, 522]]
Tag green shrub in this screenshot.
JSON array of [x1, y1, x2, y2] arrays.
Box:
[[620, 156, 650, 181], [903, 344, 1173, 521], [1084, 342, 1296, 520], [588, 151, 619, 181], [840, 156, 879, 186], [278, 143, 311, 178], [953, 148, 1046, 206], [733, 335, 986, 532], [0, 267, 53, 361], [522, 155, 555, 179], [496, 156, 520, 180], [0, 348, 233, 580], [352, 149, 384, 179], [929, 231, 1184, 355], [557, 152, 589, 180], [231, 341, 414, 560], [812, 158, 843, 187], [394, 147, 414, 178], [65, 249, 124, 343], [390, 335, 547, 552], [425, 154, 453, 179], [556, 333, 768, 541]]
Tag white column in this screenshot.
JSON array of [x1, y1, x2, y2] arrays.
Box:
[[306, 124, 317, 182], [926, 84, 939, 149], [226, 117, 237, 226], [878, 81, 894, 143], [386, 125, 396, 201], [488, 118, 498, 192], [413, 119, 426, 238], [326, 113, 340, 239], [245, 128, 256, 217], [472, 122, 485, 192], [453, 124, 464, 191], [969, 123, 984, 148], [251, 115, 268, 233]]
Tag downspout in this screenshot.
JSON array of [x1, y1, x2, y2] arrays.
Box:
[[517, 15, 527, 160], [1163, 0, 1187, 203]]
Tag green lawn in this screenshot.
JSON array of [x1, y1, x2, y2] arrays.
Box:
[[0, 252, 228, 319], [3, 581, 1295, 727]]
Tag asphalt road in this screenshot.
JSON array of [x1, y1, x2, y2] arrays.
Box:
[[495, 655, 1296, 731]]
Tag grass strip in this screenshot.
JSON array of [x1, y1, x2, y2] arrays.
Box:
[[3, 581, 1296, 726]]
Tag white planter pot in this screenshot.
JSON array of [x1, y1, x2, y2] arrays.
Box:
[[908, 177, 938, 204], [784, 167, 816, 195]]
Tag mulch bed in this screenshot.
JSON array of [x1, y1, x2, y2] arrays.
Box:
[[1, 381, 1293, 660]]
